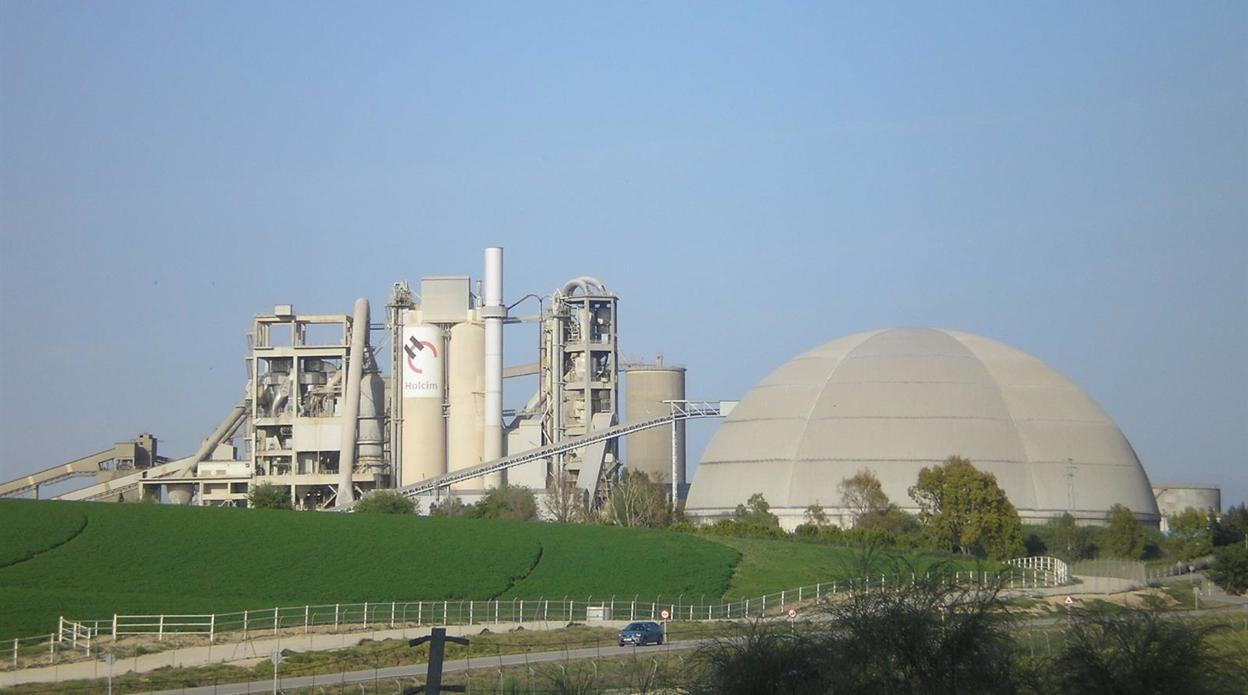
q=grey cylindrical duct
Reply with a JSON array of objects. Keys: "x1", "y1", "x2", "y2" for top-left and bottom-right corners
[
  {"x1": 358, "y1": 372, "x2": 385, "y2": 466},
  {"x1": 337, "y1": 298, "x2": 369, "y2": 507},
  {"x1": 556, "y1": 276, "x2": 607, "y2": 298},
  {"x1": 482, "y1": 248, "x2": 505, "y2": 463},
  {"x1": 177, "y1": 398, "x2": 248, "y2": 476}
]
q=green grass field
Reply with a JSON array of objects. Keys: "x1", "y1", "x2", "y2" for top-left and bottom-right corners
[
  {"x1": 0, "y1": 502, "x2": 86, "y2": 567},
  {"x1": 0, "y1": 499, "x2": 739, "y2": 639},
  {"x1": 711, "y1": 536, "x2": 991, "y2": 599},
  {"x1": 0, "y1": 500, "x2": 977, "y2": 640}
]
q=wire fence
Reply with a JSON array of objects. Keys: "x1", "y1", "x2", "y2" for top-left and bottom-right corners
[{"x1": 4, "y1": 562, "x2": 1069, "y2": 673}]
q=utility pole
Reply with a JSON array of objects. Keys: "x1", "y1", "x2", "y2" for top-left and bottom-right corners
[{"x1": 410, "y1": 627, "x2": 470, "y2": 694}]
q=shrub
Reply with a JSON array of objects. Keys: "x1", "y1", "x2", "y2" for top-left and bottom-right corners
[
  {"x1": 468, "y1": 486, "x2": 539, "y2": 521},
  {"x1": 247, "y1": 483, "x2": 291, "y2": 510},
  {"x1": 1208, "y1": 543, "x2": 1248, "y2": 595},
  {"x1": 1056, "y1": 597, "x2": 1240, "y2": 694},
  {"x1": 353, "y1": 490, "x2": 417, "y2": 514}
]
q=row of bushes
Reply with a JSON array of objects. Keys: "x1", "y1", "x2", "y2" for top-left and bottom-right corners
[{"x1": 685, "y1": 567, "x2": 1246, "y2": 695}]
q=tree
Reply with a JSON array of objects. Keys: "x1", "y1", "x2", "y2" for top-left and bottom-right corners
[
  {"x1": 248, "y1": 483, "x2": 291, "y2": 510},
  {"x1": 1047, "y1": 512, "x2": 1093, "y2": 562},
  {"x1": 804, "y1": 502, "x2": 830, "y2": 527},
  {"x1": 543, "y1": 466, "x2": 587, "y2": 523},
  {"x1": 1208, "y1": 543, "x2": 1248, "y2": 595},
  {"x1": 907, "y1": 456, "x2": 1024, "y2": 559},
  {"x1": 838, "y1": 469, "x2": 890, "y2": 527},
  {"x1": 1212, "y1": 503, "x2": 1248, "y2": 547},
  {"x1": 734, "y1": 493, "x2": 780, "y2": 528},
  {"x1": 354, "y1": 490, "x2": 418, "y2": 514},
  {"x1": 602, "y1": 469, "x2": 670, "y2": 528},
  {"x1": 469, "y1": 485, "x2": 539, "y2": 521},
  {"x1": 1166, "y1": 507, "x2": 1212, "y2": 560},
  {"x1": 1102, "y1": 504, "x2": 1149, "y2": 559}
]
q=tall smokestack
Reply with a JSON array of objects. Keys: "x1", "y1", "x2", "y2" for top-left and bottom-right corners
[{"x1": 482, "y1": 247, "x2": 505, "y2": 462}]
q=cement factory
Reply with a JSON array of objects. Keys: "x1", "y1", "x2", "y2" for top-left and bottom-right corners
[{"x1": 0, "y1": 248, "x2": 1221, "y2": 525}]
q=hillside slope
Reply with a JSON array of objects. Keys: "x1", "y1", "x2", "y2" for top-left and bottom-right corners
[{"x1": 0, "y1": 500, "x2": 738, "y2": 638}]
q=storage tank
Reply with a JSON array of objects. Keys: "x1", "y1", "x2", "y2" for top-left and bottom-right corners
[
  {"x1": 449, "y1": 321, "x2": 497, "y2": 490},
  {"x1": 166, "y1": 484, "x2": 195, "y2": 505},
  {"x1": 625, "y1": 359, "x2": 686, "y2": 486},
  {"x1": 400, "y1": 321, "x2": 446, "y2": 485},
  {"x1": 1154, "y1": 483, "x2": 1221, "y2": 531}
]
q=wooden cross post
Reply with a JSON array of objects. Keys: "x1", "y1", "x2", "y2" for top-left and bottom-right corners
[{"x1": 410, "y1": 627, "x2": 470, "y2": 694}]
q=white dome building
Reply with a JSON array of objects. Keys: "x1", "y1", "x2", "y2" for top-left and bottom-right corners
[{"x1": 686, "y1": 328, "x2": 1159, "y2": 530}]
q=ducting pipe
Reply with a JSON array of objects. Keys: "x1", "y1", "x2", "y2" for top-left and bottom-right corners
[
  {"x1": 556, "y1": 276, "x2": 607, "y2": 298},
  {"x1": 337, "y1": 298, "x2": 369, "y2": 507},
  {"x1": 482, "y1": 247, "x2": 505, "y2": 463},
  {"x1": 176, "y1": 398, "x2": 249, "y2": 476}
]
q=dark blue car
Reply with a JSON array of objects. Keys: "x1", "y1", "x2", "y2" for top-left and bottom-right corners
[{"x1": 618, "y1": 621, "x2": 664, "y2": 646}]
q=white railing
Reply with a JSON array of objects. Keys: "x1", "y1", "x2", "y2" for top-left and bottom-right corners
[
  {"x1": 3, "y1": 564, "x2": 1061, "y2": 670},
  {"x1": 1005, "y1": 556, "x2": 1071, "y2": 586}
]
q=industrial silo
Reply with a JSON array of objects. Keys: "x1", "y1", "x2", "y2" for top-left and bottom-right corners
[
  {"x1": 400, "y1": 321, "x2": 446, "y2": 485},
  {"x1": 625, "y1": 359, "x2": 686, "y2": 487},
  {"x1": 449, "y1": 321, "x2": 496, "y2": 490}
]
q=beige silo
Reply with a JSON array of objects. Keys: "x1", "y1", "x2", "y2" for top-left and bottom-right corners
[
  {"x1": 449, "y1": 321, "x2": 497, "y2": 490},
  {"x1": 625, "y1": 361, "x2": 686, "y2": 485}
]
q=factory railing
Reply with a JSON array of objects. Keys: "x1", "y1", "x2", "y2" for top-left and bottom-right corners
[{"x1": 5, "y1": 564, "x2": 1066, "y2": 670}]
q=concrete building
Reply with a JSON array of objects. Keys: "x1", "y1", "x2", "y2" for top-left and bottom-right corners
[{"x1": 685, "y1": 327, "x2": 1161, "y2": 530}]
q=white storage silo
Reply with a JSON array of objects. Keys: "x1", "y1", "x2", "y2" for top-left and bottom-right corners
[{"x1": 400, "y1": 322, "x2": 446, "y2": 485}]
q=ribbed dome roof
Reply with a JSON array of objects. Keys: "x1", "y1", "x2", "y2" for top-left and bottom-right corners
[{"x1": 686, "y1": 328, "x2": 1159, "y2": 525}]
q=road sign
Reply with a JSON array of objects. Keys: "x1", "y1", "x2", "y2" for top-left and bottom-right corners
[
  {"x1": 787, "y1": 608, "x2": 798, "y2": 620},
  {"x1": 1064, "y1": 596, "x2": 1074, "y2": 607},
  {"x1": 270, "y1": 651, "x2": 283, "y2": 665},
  {"x1": 660, "y1": 609, "x2": 671, "y2": 620}
]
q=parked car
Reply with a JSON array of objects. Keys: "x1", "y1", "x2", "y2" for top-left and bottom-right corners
[{"x1": 618, "y1": 621, "x2": 664, "y2": 646}]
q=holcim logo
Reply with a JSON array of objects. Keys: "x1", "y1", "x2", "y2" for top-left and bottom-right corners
[{"x1": 404, "y1": 336, "x2": 438, "y2": 374}]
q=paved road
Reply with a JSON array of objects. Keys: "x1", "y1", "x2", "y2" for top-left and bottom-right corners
[{"x1": 143, "y1": 639, "x2": 703, "y2": 695}]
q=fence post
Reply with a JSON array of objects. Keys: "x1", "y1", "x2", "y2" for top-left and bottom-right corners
[
  {"x1": 210, "y1": 614, "x2": 215, "y2": 643},
  {"x1": 112, "y1": 614, "x2": 118, "y2": 639},
  {"x1": 158, "y1": 614, "x2": 164, "y2": 641},
  {"x1": 12, "y1": 638, "x2": 17, "y2": 668},
  {"x1": 363, "y1": 602, "x2": 369, "y2": 628},
  {"x1": 305, "y1": 606, "x2": 310, "y2": 634},
  {"x1": 544, "y1": 599, "x2": 548, "y2": 622},
  {"x1": 274, "y1": 607, "x2": 279, "y2": 635},
  {"x1": 519, "y1": 600, "x2": 524, "y2": 625},
  {"x1": 494, "y1": 600, "x2": 498, "y2": 624},
  {"x1": 443, "y1": 600, "x2": 448, "y2": 624},
  {"x1": 781, "y1": 591, "x2": 785, "y2": 608},
  {"x1": 470, "y1": 601, "x2": 474, "y2": 625},
  {"x1": 57, "y1": 617, "x2": 63, "y2": 644},
  {"x1": 391, "y1": 602, "x2": 396, "y2": 628},
  {"x1": 48, "y1": 633, "x2": 54, "y2": 664},
  {"x1": 419, "y1": 601, "x2": 424, "y2": 625},
  {"x1": 334, "y1": 604, "x2": 339, "y2": 630}
]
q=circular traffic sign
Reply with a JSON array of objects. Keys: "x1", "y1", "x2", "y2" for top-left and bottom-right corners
[
  {"x1": 787, "y1": 608, "x2": 798, "y2": 620},
  {"x1": 660, "y1": 609, "x2": 671, "y2": 620}
]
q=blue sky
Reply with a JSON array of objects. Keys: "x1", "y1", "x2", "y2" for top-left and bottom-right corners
[{"x1": 2, "y1": 2, "x2": 1244, "y2": 507}]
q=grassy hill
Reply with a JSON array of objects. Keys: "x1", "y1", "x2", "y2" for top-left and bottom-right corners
[
  {"x1": 0, "y1": 499, "x2": 982, "y2": 640},
  {"x1": 0, "y1": 499, "x2": 737, "y2": 639}
]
